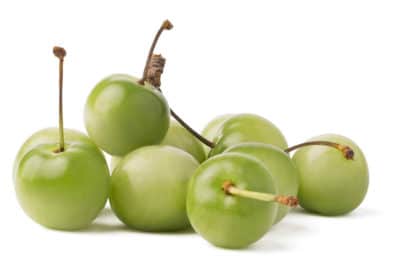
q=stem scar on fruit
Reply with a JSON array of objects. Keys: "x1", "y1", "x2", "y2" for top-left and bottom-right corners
[
  {"x1": 138, "y1": 20, "x2": 216, "y2": 149},
  {"x1": 53, "y1": 46, "x2": 66, "y2": 153},
  {"x1": 221, "y1": 180, "x2": 299, "y2": 207},
  {"x1": 285, "y1": 141, "x2": 354, "y2": 160}
]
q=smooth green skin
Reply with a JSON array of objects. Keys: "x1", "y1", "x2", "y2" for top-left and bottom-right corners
[
  {"x1": 187, "y1": 153, "x2": 278, "y2": 249},
  {"x1": 209, "y1": 114, "x2": 288, "y2": 157},
  {"x1": 85, "y1": 74, "x2": 170, "y2": 156},
  {"x1": 13, "y1": 128, "x2": 98, "y2": 177},
  {"x1": 226, "y1": 143, "x2": 299, "y2": 224},
  {"x1": 110, "y1": 145, "x2": 199, "y2": 232},
  {"x1": 15, "y1": 141, "x2": 110, "y2": 230},
  {"x1": 110, "y1": 120, "x2": 206, "y2": 171},
  {"x1": 292, "y1": 134, "x2": 369, "y2": 216},
  {"x1": 201, "y1": 114, "x2": 234, "y2": 154}
]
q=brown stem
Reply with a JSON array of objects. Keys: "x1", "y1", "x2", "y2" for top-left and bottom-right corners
[
  {"x1": 138, "y1": 20, "x2": 173, "y2": 85},
  {"x1": 53, "y1": 46, "x2": 66, "y2": 152},
  {"x1": 222, "y1": 181, "x2": 298, "y2": 207},
  {"x1": 284, "y1": 141, "x2": 354, "y2": 160}
]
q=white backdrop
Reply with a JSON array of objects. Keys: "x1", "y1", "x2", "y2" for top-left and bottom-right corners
[{"x1": 0, "y1": 0, "x2": 398, "y2": 266}]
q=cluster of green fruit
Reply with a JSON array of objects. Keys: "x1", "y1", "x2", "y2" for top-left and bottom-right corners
[{"x1": 13, "y1": 20, "x2": 369, "y2": 249}]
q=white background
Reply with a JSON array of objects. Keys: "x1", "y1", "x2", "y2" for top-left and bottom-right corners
[{"x1": 0, "y1": 0, "x2": 398, "y2": 266}]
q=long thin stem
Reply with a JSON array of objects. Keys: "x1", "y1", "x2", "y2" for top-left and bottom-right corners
[
  {"x1": 284, "y1": 141, "x2": 354, "y2": 160},
  {"x1": 138, "y1": 20, "x2": 173, "y2": 85},
  {"x1": 53, "y1": 46, "x2": 66, "y2": 152},
  {"x1": 222, "y1": 181, "x2": 298, "y2": 207}
]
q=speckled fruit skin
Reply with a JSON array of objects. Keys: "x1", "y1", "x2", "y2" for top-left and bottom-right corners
[
  {"x1": 187, "y1": 152, "x2": 278, "y2": 249},
  {"x1": 201, "y1": 114, "x2": 233, "y2": 154},
  {"x1": 110, "y1": 119, "x2": 206, "y2": 171},
  {"x1": 292, "y1": 134, "x2": 369, "y2": 216},
  {"x1": 110, "y1": 145, "x2": 199, "y2": 232},
  {"x1": 209, "y1": 114, "x2": 287, "y2": 157},
  {"x1": 226, "y1": 142, "x2": 299, "y2": 224},
  {"x1": 84, "y1": 74, "x2": 170, "y2": 156},
  {"x1": 13, "y1": 128, "x2": 97, "y2": 177},
  {"x1": 14, "y1": 141, "x2": 110, "y2": 230}
]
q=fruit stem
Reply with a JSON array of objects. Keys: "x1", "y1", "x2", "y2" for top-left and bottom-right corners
[
  {"x1": 284, "y1": 141, "x2": 354, "y2": 160},
  {"x1": 222, "y1": 181, "x2": 298, "y2": 207},
  {"x1": 138, "y1": 20, "x2": 173, "y2": 85},
  {"x1": 53, "y1": 46, "x2": 66, "y2": 153}
]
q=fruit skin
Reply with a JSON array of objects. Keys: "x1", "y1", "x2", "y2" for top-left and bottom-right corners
[
  {"x1": 226, "y1": 142, "x2": 299, "y2": 224},
  {"x1": 13, "y1": 128, "x2": 98, "y2": 177},
  {"x1": 209, "y1": 114, "x2": 287, "y2": 157},
  {"x1": 187, "y1": 152, "x2": 278, "y2": 249},
  {"x1": 201, "y1": 114, "x2": 233, "y2": 154},
  {"x1": 14, "y1": 141, "x2": 110, "y2": 230},
  {"x1": 110, "y1": 145, "x2": 199, "y2": 232},
  {"x1": 84, "y1": 74, "x2": 170, "y2": 156},
  {"x1": 292, "y1": 134, "x2": 369, "y2": 216},
  {"x1": 110, "y1": 119, "x2": 206, "y2": 171}
]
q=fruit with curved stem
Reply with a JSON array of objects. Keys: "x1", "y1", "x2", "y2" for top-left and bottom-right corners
[
  {"x1": 291, "y1": 134, "x2": 368, "y2": 215},
  {"x1": 187, "y1": 152, "x2": 297, "y2": 249},
  {"x1": 110, "y1": 145, "x2": 199, "y2": 231},
  {"x1": 225, "y1": 142, "x2": 299, "y2": 224}
]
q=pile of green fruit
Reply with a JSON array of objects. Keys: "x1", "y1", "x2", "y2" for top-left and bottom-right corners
[{"x1": 13, "y1": 20, "x2": 369, "y2": 249}]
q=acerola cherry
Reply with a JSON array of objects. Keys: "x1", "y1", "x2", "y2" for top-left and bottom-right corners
[
  {"x1": 208, "y1": 114, "x2": 287, "y2": 157},
  {"x1": 110, "y1": 145, "x2": 199, "y2": 231},
  {"x1": 187, "y1": 152, "x2": 297, "y2": 249},
  {"x1": 14, "y1": 47, "x2": 110, "y2": 230},
  {"x1": 225, "y1": 142, "x2": 299, "y2": 224},
  {"x1": 291, "y1": 134, "x2": 369, "y2": 215}
]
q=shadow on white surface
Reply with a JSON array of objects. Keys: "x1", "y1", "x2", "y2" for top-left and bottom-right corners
[{"x1": 79, "y1": 207, "x2": 195, "y2": 235}]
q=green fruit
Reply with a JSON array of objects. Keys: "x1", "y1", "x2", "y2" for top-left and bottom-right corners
[
  {"x1": 226, "y1": 142, "x2": 299, "y2": 223},
  {"x1": 209, "y1": 114, "x2": 287, "y2": 157},
  {"x1": 187, "y1": 152, "x2": 278, "y2": 249},
  {"x1": 84, "y1": 74, "x2": 170, "y2": 156},
  {"x1": 110, "y1": 119, "x2": 206, "y2": 171},
  {"x1": 201, "y1": 114, "x2": 233, "y2": 153},
  {"x1": 110, "y1": 145, "x2": 199, "y2": 231},
  {"x1": 292, "y1": 134, "x2": 369, "y2": 215},
  {"x1": 14, "y1": 141, "x2": 110, "y2": 230},
  {"x1": 13, "y1": 128, "x2": 97, "y2": 177}
]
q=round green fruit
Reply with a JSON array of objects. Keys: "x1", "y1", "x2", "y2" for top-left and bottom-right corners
[
  {"x1": 187, "y1": 152, "x2": 278, "y2": 249},
  {"x1": 110, "y1": 145, "x2": 199, "y2": 231},
  {"x1": 209, "y1": 114, "x2": 287, "y2": 157},
  {"x1": 15, "y1": 141, "x2": 110, "y2": 230},
  {"x1": 84, "y1": 74, "x2": 170, "y2": 156},
  {"x1": 226, "y1": 142, "x2": 299, "y2": 223},
  {"x1": 292, "y1": 134, "x2": 369, "y2": 215}
]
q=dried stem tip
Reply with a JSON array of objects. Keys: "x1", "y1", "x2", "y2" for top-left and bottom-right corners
[
  {"x1": 53, "y1": 46, "x2": 66, "y2": 59},
  {"x1": 162, "y1": 20, "x2": 173, "y2": 30},
  {"x1": 274, "y1": 195, "x2": 299, "y2": 207}
]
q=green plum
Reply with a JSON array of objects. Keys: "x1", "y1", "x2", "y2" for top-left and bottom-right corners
[
  {"x1": 110, "y1": 145, "x2": 199, "y2": 232},
  {"x1": 110, "y1": 119, "x2": 206, "y2": 171},
  {"x1": 225, "y1": 142, "x2": 299, "y2": 223},
  {"x1": 14, "y1": 47, "x2": 110, "y2": 230},
  {"x1": 15, "y1": 142, "x2": 110, "y2": 230},
  {"x1": 209, "y1": 114, "x2": 287, "y2": 157},
  {"x1": 201, "y1": 114, "x2": 233, "y2": 154},
  {"x1": 292, "y1": 134, "x2": 369, "y2": 215},
  {"x1": 187, "y1": 152, "x2": 297, "y2": 249},
  {"x1": 84, "y1": 74, "x2": 170, "y2": 156}
]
